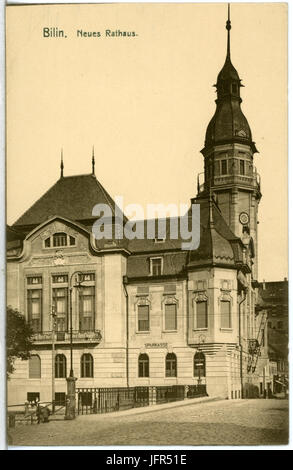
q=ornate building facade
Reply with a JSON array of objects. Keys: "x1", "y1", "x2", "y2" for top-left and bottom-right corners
[{"x1": 7, "y1": 11, "x2": 267, "y2": 406}]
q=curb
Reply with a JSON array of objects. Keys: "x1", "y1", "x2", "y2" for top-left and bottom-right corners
[{"x1": 77, "y1": 395, "x2": 225, "y2": 420}]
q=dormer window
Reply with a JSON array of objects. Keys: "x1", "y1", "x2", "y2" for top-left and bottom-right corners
[
  {"x1": 53, "y1": 232, "x2": 67, "y2": 247},
  {"x1": 150, "y1": 257, "x2": 163, "y2": 276},
  {"x1": 44, "y1": 233, "x2": 76, "y2": 248}
]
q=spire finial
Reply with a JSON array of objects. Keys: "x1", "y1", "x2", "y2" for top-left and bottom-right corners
[
  {"x1": 226, "y1": 3, "x2": 231, "y2": 59},
  {"x1": 60, "y1": 148, "x2": 64, "y2": 178},
  {"x1": 92, "y1": 146, "x2": 95, "y2": 175}
]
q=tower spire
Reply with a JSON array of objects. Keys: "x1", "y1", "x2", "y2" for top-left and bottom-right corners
[
  {"x1": 226, "y1": 3, "x2": 231, "y2": 60},
  {"x1": 92, "y1": 146, "x2": 95, "y2": 175},
  {"x1": 60, "y1": 148, "x2": 64, "y2": 178}
]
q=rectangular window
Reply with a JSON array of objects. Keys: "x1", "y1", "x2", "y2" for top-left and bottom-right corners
[
  {"x1": 53, "y1": 288, "x2": 68, "y2": 332},
  {"x1": 78, "y1": 273, "x2": 95, "y2": 282},
  {"x1": 52, "y1": 275, "x2": 68, "y2": 283},
  {"x1": 138, "y1": 305, "x2": 149, "y2": 332},
  {"x1": 27, "y1": 276, "x2": 42, "y2": 285},
  {"x1": 240, "y1": 160, "x2": 245, "y2": 175},
  {"x1": 27, "y1": 392, "x2": 40, "y2": 404},
  {"x1": 79, "y1": 286, "x2": 95, "y2": 331},
  {"x1": 220, "y1": 300, "x2": 231, "y2": 329},
  {"x1": 55, "y1": 392, "x2": 66, "y2": 406},
  {"x1": 53, "y1": 233, "x2": 67, "y2": 247},
  {"x1": 151, "y1": 258, "x2": 162, "y2": 276},
  {"x1": 165, "y1": 303, "x2": 177, "y2": 330},
  {"x1": 221, "y1": 160, "x2": 228, "y2": 175},
  {"x1": 196, "y1": 301, "x2": 208, "y2": 329},
  {"x1": 27, "y1": 289, "x2": 42, "y2": 332}
]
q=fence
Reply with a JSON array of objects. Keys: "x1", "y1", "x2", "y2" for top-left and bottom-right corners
[
  {"x1": 7, "y1": 401, "x2": 66, "y2": 428},
  {"x1": 76, "y1": 384, "x2": 207, "y2": 414},
  {"x1": 76, "y1": 387, "x2": 149, "y2": 415},
  {"x1": 156, "y1": 386, "x2": 185, "y2": 404}
]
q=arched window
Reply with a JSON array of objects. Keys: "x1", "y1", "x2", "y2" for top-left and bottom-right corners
[
  {"x1": 81, "y1": 353, "x2": 94, "y2": 378},
  {"x1": 166, "y1": 353, "x2": 177, "y2": 377},
  {"x1": 138, "y1": 353, "x2": 149, "y2": 378},
  {"x1": 29, "y1": 355, "x2": 41, "y2": 378},
  {"x1": 55, "y1": 354, "x2": 67, "y2": 378},
  {"x1": 194, "y1": 352, "x2": 206, "y2": 378}
]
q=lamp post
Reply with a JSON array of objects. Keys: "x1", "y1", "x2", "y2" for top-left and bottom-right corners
[{"x1": 65, "y1": 271, "x2": 84, "y2": 420}]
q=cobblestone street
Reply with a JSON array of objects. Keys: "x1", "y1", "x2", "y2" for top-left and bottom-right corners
[{"x1": 9, "y1": 398, "x2": 289, "y2": 447}]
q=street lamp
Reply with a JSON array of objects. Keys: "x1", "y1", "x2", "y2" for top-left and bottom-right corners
[{"x1": 65, "y1": 270, "x2": 84, "y2": 420}]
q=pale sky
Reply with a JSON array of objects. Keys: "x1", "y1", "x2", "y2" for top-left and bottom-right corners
[{"x1": 6, "y1": 3, "x2": 288, "y2": 282}]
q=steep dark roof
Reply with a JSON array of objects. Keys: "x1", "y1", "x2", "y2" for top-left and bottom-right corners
[
  {"x1": 205, "y1": 99, "x2": 253, "y2": 148},
  {"x1": 126, "y1": 195, "x2": 244, "y2": 279},
  {"x1": 13, "y1": 174, "x2": 118, "y2": 228}
]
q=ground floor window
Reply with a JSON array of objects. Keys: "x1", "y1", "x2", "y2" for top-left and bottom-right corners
[
  {"x1": 194, "y1": 352, "x2": 205, "y2": 378},
  {"x1": 27, "y1": 392, "x2": 40, "y2": 404},
  {"x1": 55, "y1": 392, "x2": 66, "y2": 406},
  {"x1": 166, "y1": 353, "x2": 177, "y2": 377},
  {"x1": 138, "y1": 353, "x2": 149, "y2": 377}
]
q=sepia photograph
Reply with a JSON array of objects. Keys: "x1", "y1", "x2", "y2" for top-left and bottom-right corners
[{"x1": 5, "y1": 1, "x2": 288, "y2": 449}]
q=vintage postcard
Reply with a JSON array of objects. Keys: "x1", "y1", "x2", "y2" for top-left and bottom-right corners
[{"x1": 5, "y1": 2, "x2": 288, "y2": 449}]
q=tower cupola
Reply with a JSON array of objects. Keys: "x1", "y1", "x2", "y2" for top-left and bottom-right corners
[{"x1": 204, "y1": 5, "x2": 257, "y2": 153}]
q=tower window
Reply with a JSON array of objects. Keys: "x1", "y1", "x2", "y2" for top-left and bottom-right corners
[
  {"x1": 195, "y1": 300, "x2": 208, "y2": 329},
  {"x1": 221, "y1": 160, "x2": 228, "y2": 175},
  {"x1": 232, "y1": 83, "x2": 238, "y2": 94},
  {"x1": 220, "y1": 300, "x2": 231, "y2": 329},
  {"x1": 240, "y1": 160, "x2": 245, "y2": 175}
]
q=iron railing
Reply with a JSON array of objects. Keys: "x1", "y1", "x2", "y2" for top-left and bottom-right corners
[
  {"x1": 76, "y1": 387, "x2": 150, "y2": 415},
  {"x1": 156, "y1": 385, "x2": 185, "y2": 404}
]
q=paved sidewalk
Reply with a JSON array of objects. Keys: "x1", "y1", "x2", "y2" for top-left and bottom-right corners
[
  {"x1": 9, "y1": 398, "x2": 289, "y2": 447},
  {"x1": 77, "y1": 395, "x2": 224, "y2": 420}
]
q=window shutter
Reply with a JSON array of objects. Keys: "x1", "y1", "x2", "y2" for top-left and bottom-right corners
[
  {"x1": 29, "y1": 355, "x2": 41, "y2": 378},
  {"x1": 165, "y1": 304, "x2": 177, "y2": 330}
]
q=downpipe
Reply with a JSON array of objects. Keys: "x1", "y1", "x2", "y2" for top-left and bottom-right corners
[
  {"x1": 239, "y1": 289, "x2": 247, "y2": 399},
  {"x1": 123, "y1": 275, "x2": 129, "y2": 388}
]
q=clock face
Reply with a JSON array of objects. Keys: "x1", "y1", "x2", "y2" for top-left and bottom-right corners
[{"x1": 239, "y1": 212, "x2": 249, "y2": 225}]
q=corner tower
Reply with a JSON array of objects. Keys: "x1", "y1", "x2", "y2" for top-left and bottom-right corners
[{"x1": 198, "y1": 5, "x2": 261, "y2": 279}]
